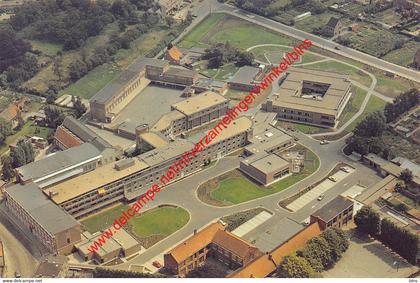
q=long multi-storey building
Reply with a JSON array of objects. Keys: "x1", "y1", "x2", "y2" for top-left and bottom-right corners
[
  {"x1": 4, "y1": 183, "x2": 81, "y2": 255},
  {"x1": 44, "y1": 117, "x2": 253, "y2": 218},
  {"x1": 263, "y1": 67, "x2": 352, "y2": 128},
  {"x1": 90, "y1": 58, "x2": 199, "y2": 123},
  {"x1": 151, "y1": 91, "x2": 229, "y2": 138}
]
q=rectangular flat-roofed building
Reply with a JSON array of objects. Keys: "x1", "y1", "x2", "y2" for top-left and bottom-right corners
[
  {"x1": 4, "y1": 183, "x2": 81, "y2": 255},
  {"x1": 15, "y1": 143, "x2": 102, "y2": 189},
  {"x1": 44, "y1": 158, "x2": 150, "y2": 218},
  {"x1": 240, "y1": 153, "x2": 290, "y2": 185},
  {"x1": 228, "y1": 66, "x2": 262, "y2": 91},
  {"x1": 263, "y1": 67, "x2": 352, "y2": 128},
  {"x1": 171, "y1": 91, "x2": 229, "y2": 129},
  {"x1": 310, "y1": 195, "x2": 354, "y2": 230},
  {"x1": 89, "y1": 58, "x2": 160, "y2": 123}
]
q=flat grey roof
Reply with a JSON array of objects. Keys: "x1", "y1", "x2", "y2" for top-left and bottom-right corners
[
  {"x1": 139, "y1": 139, "x2": 194, "y2": 167},
  {"x1": 16, "y1": 143, "x2": 101, "y2": 182},
  {"x1": 5, "y1": 183, "x2": 79, "y2": 235},
  {"x1": 311, "y1": 195, "x2": 353, "y2": 222},
  {"x1": 229, "y1": 66, "x2": 261, "y2": 85},
  {"x1": 242, "y1": 218, "x2": 303, "y2": 252},
  {"x1": 90, "y1": 58, "x2": 167, "y2": 105},
  {"x1": 244, "y1": 153, "x2": 289, "y2": 174}
]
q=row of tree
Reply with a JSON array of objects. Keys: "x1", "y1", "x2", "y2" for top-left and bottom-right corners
[
  {"x1": 9, "y1": 0, "x2": 157, "y2": 51},
  {"x1": 202, "y1": 42, "x2": 254, "y2": 69},
  {"x1": 2, "y1": 140, "x2": 35, "y2": 181},
  {"x1": 93, "y1": 267, "x2": 166, "y2": 278},
  {"x1": 68, "y1": 21, "x2": 151, "y2": 81},
  {"x1": 354, "y1": 206, "x2": 419, "y2": 264},
  {"x1": 384, "y1": 88, "x2": 419, "y2": 123},
  {"x1": 277, "y1": 227, "x2": 349, "y2": 278},
  {"x1": 0, "y1": 118, "x2": 13, "y2": 145},
  {"x1": 345, "y1": 88, "x2": 419, "y2": 159}
]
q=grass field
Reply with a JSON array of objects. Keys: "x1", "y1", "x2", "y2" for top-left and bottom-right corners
[
  {"x1": 81, "y1": 204, "x2": 189, "y2": 240},
  {"x1": 294, "y1": 12, "x2": 342, "y2": 34},
  {"x1": 210, "y1": 148, "x2": 319, "y2": 204},
  {"x1": 29, "y1": 40, "x2": 63, "y2": 56},
  {"x1": 304, "y1": 60, "x2": 372, "y2": 87},
  {"x1": 346, "y1": 95, "x2": 387, "y2": 132},
  {"x1": 337, "y1": 86, "x2": 367, "y2": 128},
  {"x1": 0, "y1": 122, "x2": 53, "y2": 155},
  {"x1": 250, "y1": 45, "x2": 324, "y2": 65},
  {"x1": 374, "y1": 72, "x2": 416, "y2": 98},
  {"x1": 382, "y1": 41, "x2": 420, "y2": 68},
  {"x1": 179, "y1": 13, "x2": 295, "y2": 50},
  {"x1": 130, "y1": 206, "x2": 189, "y2": 238},
  {"x1": 58, "y1": 30, "x2": 168, "y2": 99},
  {"x1": 179, "y1": 13, "x2": 225, "y2": 48}
]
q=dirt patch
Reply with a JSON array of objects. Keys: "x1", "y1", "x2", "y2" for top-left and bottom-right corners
[
  {"x1": 221, "y1": 207, "x2": 271, "y2": 232},
  {"x1": 137, "y1": 234, "x2": 166, "y2": 249}
]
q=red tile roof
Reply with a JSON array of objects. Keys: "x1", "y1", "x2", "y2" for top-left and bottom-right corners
[{"x1": 54, "y1": 125, "x2": 83, "y2": 149}]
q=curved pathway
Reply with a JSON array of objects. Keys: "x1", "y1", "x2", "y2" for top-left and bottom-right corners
[{"x1": 247, "y1": 43, "x2": 382, "y2": 139}]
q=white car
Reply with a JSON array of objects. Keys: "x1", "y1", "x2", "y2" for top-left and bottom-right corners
[
  {"x1": 320, "y1": 140, "x2": 330, "y2": 145},
  {"x1": 317, "y1": 194, "x2": 325, "y2": 201},
  {"x1": 340, "y1": 166, "x2": 351, "y2": 173}
]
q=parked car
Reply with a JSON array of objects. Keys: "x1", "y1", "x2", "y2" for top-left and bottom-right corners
[
  {"x1": 320, "y1": 139, "x2": 330, "y2": 145},
  {"x1": 152, "y1": 261, "x2": 162, "y2": 268},
  {"x1": 317, "y1": 194, "x2": 325, "y2": 201},
  {"x1": 340, "y1": 166, "x2": 351, "y2": 173},
  {"x1": 15, "y1": 272, "x2": 21, "y2": 278},
  {"x1": 328, "y1": 176, "x2": 337, "y2": 182}
]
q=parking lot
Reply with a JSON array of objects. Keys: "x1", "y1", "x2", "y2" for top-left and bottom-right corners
[
  {"x1": 286, "y1": 167, "x2": 355, "y2": 212},
  {"x1": 323, "y1": 231, "x2": 418, "y2": 278},
  {"x1": 110, "y1": 85, "x2": 185, "y2": 128}
]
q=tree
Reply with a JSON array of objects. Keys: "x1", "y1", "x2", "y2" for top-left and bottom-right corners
[
  {"x1": 44, "y1": 106, "x2": 65, "y2": 129},
  {"x1": 399, "y1": 169, "x2": 413, "y2": 184},
  {"x1": 68, "y1": 59, "x2": 89, "y2": 81},
  {"x1": 93, "y1": 267, "x2": 166, "y2": 278},
  {"x1": 277, "y1": 254, "x2": 317, "y2": 278},
  {"x1": 320, "y1": 228, "x2": 349, "y2": 262},
  {"x1": 10, "y1": 140, "x2": 35, "y2": 168},
  {"x1": 0, "y1": 118, "x2": 12, "y2": 144},
  {"x1": 0, "y1": 28, "x2": 31, "y2": 72},
  {"x1": 354, "y1": 111, "x2": 386, "y2": 138},
  {"x1": 16, "y1": 111, "x2": 25, "y2": 130},
  {"x1": 1, "y1": 156, "x2": 15, "y2": 181},
  {"x1": 380, "y1": 218, "x2": 419, "y2": 264},
  {"x1": 354, "y1": 206, "x2": 381, "y2": 236},
  {"x1": 72, "y1": 96, "x2": 87, "y2": 118},
  {"x1": 299, "y1": 237, "x2": 333, "y2": 271}
]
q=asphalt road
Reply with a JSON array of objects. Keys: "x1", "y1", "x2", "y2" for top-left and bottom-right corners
[
  {"x1": 102, "y1": 128, "x2": 381, "y2": 270},
  {"x1": 211, "y1": 2, "x2": 420, "y2": 83}
]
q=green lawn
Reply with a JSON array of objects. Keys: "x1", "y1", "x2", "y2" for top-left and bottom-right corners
[
  {"x1": 305, "y1": 60, "x2": 372, "y2": 87},
  {"x1": 29, "y1": 40, "x2": 63, "y2": 56},
  {"x1": 178, "y1": 13, "x2": 225, "y2": 48},
  {"x1": 210, "y1": 149, "x2": 319, "y2": 204},
  {"x1": 58, "y1": 63, "x2": 121, "y2": 99},
  {"x1": 0, "y1": 122, "x2": 54, "y2": 155},
  {"x1": 346, "y1": 95, "x2": 387, "y2": 132},
  {"x1": 374, "y1": 73, "x2": 414, "y2": 98},
  {"x1": 251, "y1": 46, "x2": 323, "y2": 65},
  {"x1": 382, "y1": 41, "x2": 420, "y2": 68},
  {"x1": 337, "y1": 86, "x2": 367, "y2": 127},
  {"x1": 179, "y1": 13, "x2": 295, "y2": 50},
  {"x1": 81, "y1": 204, "x2": 190, "y2": 240},
  {"x1": 58, "y1": 30, "x2": 168, "y2": 99},
  {"x1": 294, "y1": 12, "x2": 342, "y2": 34},
  {"x1": 131, "y1": 206, "x2": 189, "y2": 238}
]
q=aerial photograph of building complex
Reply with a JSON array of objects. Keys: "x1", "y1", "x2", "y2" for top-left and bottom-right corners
[{"x1": 0, "y1": 0, "x2": 419, "y2": 281}]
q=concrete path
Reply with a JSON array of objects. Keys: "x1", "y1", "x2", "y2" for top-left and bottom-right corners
[
  {"x1": 286, "y1": 168, "x2": 355, "y2": 212},
  {"x1": 231, "y1": 211, "x2": 273, "y2": 237}
]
